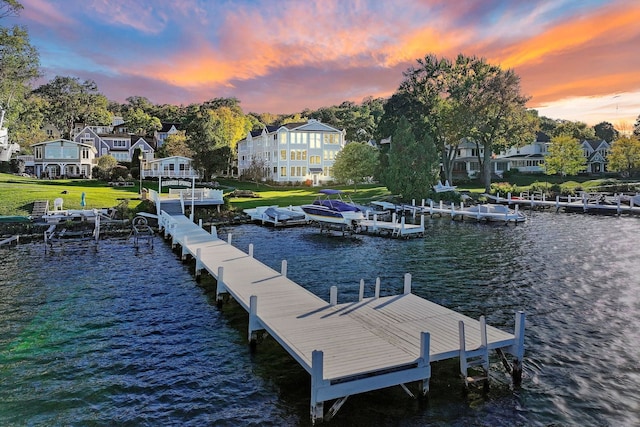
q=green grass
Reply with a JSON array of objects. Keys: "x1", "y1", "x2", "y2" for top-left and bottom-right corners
[
  {"x1": 0, "y1": 173, "x2": 144, "y2": 216},
  {"x1": 3, "y1": 172, "x2": 638, "y2": 217}
]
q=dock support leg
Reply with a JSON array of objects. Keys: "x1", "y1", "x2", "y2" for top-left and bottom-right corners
[
  {"x1": 195, "y1": 248, "x2": 202, "y2": 282},
  {"x1": 216, "y1": 266, "x2": 226, "y2": 308},
  {"x1": 248, "y1": 295, "x2": 261, "y2": 351},
  {"x1": 420, "y1": 332, "x2": 431, "y2": 396},
  {"x1": 311, "y1": 350, "x2": 325, "y2": 424},
  {"x1": 512, "y1": 311, "x2": 526, "y2": 387}
]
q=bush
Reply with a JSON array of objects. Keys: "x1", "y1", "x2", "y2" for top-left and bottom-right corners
[{"x1": 490, "y1": 182, "x2": 519, "y2": 196}]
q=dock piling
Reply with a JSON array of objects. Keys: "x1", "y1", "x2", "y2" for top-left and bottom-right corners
[
  {"x1": 403, "y1": 273, "x2": 412, "y2": 294},
  {"x1": 359, "y1": 279, "x2": 365, "y2": 301},
  {"x1": 281, "y1": 260, "x2": 288, "y2": 277},
  {"x1": 330, "y1": 286, "x2": 338, "y2": 306}
]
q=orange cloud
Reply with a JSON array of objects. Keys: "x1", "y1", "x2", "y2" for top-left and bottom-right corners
[{"x1": 496, "y1": 2, "x2": 640, "y2": 69}]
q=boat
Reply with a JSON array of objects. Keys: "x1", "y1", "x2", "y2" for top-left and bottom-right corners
[
  {"x1": 243, "y1": 205, "x2": 308, "y2": 226},
  {"x1": 301, "y1": 189, "x2": 364, "y2": 229},
  {"x1": 461, "y1": 203, "x2": 527, "y2": 223},
  {"x1": 433, "y1": 180, "x2": 457, "y2": 193}
]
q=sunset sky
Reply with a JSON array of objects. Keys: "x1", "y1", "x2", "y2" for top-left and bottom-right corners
[{"x1": 7, "y1": 0, "x2": 640, "y2": 126}]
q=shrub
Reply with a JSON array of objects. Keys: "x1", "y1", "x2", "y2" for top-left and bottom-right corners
[{"x1": 490, "y1": 182, "x2": 519, "y2": 196}]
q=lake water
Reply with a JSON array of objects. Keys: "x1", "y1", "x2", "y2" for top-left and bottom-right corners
[{"x1": 1, "y1": 211, "x2": 639, "y2": 426}]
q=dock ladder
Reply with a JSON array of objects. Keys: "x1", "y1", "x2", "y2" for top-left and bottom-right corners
[{"x1": 458, "y1": 316, "x2": 490, "y2": 389}]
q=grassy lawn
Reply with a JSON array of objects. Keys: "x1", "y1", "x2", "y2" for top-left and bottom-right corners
[
  {"x1": 0, "y1": 174, "x2": 144, "y2": 216},
  {"x1": 2, "y1": 172, "x2": 637, "y2": 217}
]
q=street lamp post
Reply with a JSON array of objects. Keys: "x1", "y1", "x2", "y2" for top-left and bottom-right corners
[{"x1": 138, "y1": 151, "x2": 144, "y2": 197}]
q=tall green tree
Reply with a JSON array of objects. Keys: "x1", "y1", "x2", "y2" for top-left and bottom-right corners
[
  {"x1": 544, "y1": 135, "x2": 586, "y2": 176},
  {"x1": 385, "y1": 117, "x2": 439, "y2": 201},
  {"x1": 633, "y1": 114, "x2": 640, "y2": 138},
  {"x1": 332, "y1": 142, "x2": 378, "y2": 190},
  {"x1": 184, "y1": 99, "x2": 251, "y2": 179},
  {"x1": 552, "y1": 120, "x2": 596, "y2": 140},
  {"x1": 0, "y1": 1, "x2": 40, "y2": 132},
  {"x1": 157, "y1": 131, "x2": 192, "y2": 158},
  {"x1": 593, "y1": 121, "x2": 618, "y2": 143},
  {"x1": 33, "y1": 76, "x2": 111, "y2": 138},
  {"x1": 123, "y1": 107, "x2": 161, "y2": 135},
  {"x1": 449, "y1": 55, "x2": 536, "y2": 192},
  {"x1": 607, "y1": 135, "x2": 640, "y2": 177}
]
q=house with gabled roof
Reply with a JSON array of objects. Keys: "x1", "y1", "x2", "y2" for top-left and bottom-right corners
[
  {"x1": 141, "y1": 155, "x2": 199, "y2": 179},
  {"x1": 73, "y1": 125, "x2": 155, "y2": 162},
  {"x1": 237, "y1": 119, "x2": 346, "y2": 185},
  {"x1": 581, "y1": 139, "x2": 610, "y2": 173},
  {"x1": 155, "y1": 122, "x2": 181, "y2": 148},
  {"x1": 30, "y1": 139, "x2": 97, "y2": 178}
]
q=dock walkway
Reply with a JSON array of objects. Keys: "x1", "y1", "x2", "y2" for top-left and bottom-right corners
[{"x1": 159, "y1": 212, "x2": 525, "y2": 423}]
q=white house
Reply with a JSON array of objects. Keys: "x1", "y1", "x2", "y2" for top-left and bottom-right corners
[
  {"x1": 494, "y1": 131, "x2": 550, "y2": 175},
  {"x1": 141, "y1": 155, "x2": 199, "y2": 179},
  {"x1": 581, "y1": 139, "x2": 610, "y2": 173},
  {"x1": 30, "y1": 139, "x2": 97, "y2": 178},
  {"x1": 237, "y1": 119, "x2": 346, "y2": 185},
  {"x1": 0, "y1": 109, "x2": 20, "y2": 162},
  {"x1": 154, "y1": 122, "x2": 180, "y2": 148}
]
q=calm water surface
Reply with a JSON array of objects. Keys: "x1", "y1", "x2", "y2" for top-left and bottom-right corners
[{"x1": 1, "y1": 211, "x2": 639, "y2": 426}]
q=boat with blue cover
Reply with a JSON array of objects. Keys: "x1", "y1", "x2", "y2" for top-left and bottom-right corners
[{"x1": 301, "y1": 189, "x2": 364, "y2": 229}]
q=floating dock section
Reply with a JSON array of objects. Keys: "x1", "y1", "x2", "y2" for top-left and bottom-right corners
[{"x1": 159, "y1": 212, "x2": 525, "y2": 423}]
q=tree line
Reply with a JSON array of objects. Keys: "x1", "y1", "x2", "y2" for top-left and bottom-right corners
[{"x1": 3, "y1": 0, "x2": 640, "y2": 199}]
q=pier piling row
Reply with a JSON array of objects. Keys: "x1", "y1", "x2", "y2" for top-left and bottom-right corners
[{"x1": 158, "y1": 211, "x2": 526, "y2": 423}]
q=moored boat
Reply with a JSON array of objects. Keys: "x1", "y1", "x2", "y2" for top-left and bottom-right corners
[{"x1": 301, "y1": 189, "x2": 364, "y2": 228}]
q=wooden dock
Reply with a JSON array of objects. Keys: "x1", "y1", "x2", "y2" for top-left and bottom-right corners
[
  {"x1": 486, "y1": 192, "x2": 640, "y2": 215},
  {"x1": 159, "y1": 212, "x2": 525, "y2": 423},
  {"x1": 358, "y1": 211, "x2": 425, "y2": 237}
]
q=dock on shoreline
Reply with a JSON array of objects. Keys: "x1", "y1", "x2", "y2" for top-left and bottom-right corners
[{"x1": 159, "y1": 211, "x2": 526, "y2": 424}]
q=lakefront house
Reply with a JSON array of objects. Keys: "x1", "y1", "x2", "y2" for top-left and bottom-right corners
[{"x1": 237, "y1": 119, "x2": 346, "y2": 186}]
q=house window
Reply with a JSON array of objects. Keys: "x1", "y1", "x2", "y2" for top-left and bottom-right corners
[
  {"x1": 323, "y1": 134, "x2": 339, "y2": 144},
  {"x1": 273, "y1": 166, "x2": 277, "y2": 173},
  {"x1": 290, "y1": 166, "x2": 295, "y2": 176},
  {"x1": 280, "y1": 150, "x2": 287, "y2": 160},
  {"x1": 280, "y1": 133, "x2": 287, "y2": 144},
  {"x1": 280, "y1": 167, "x2": 287, "y2": 177}
]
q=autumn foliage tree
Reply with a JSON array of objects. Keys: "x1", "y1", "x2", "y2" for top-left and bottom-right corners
[
  {"x1": 607, "y1": 135, "x2": 640, "y2": 177},
  {"x1": 544, "y1": 135, "x2": 586, "y2": 176},
  {"x1": 332, "y1": 142, "x2": 378, "y2": 190}
]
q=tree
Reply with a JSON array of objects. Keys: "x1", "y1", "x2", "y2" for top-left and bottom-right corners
[
  {"x1": 593, "y1": 121, "x2": 618, "y2": 143},
  {"x1": 332, "y1": 142, "x2": 378, "y2": 190},
  {"x1": 123, "y1": 107, "x2": 161, "y2": 135},
  {"x1": 544, "y1": 135, "x2": 586, "y2": 176},
  {"x1": 385, "y1": 117, "x2": 439, "y2": 201},
  {"x1": 184, "y1": 99, "x2": 251, "y2": 179},
  {"x1": 607, "y1": 135, "x2": 640, "y2": 177},
  {"x1": 634, "y1": 114, "x2": 640, "y2": 138},
  {"x1": 0, "y1": 21, "x2": 40, "y2": 128},
  {"x1": 157, "y1": 131, "x2": 192, "y2": 158},
  {"x1": 449, "y1": 55, "x2": 536, "y2": 192},
  {"x1": 93, "y1": 154, "x2": 118, "y2": 180},
  {"x1": 552, "y1": 120, "x2": 596, "y2": 140},
  {"x1": 242, "y1": 155, "x2": 268, "y2": 183},
  {"x1": 33, "y1": 76, "x2": 111, "y2": 138},
  {"x1": 0, "y1": 0, "x2": 23, "y2": 19}
]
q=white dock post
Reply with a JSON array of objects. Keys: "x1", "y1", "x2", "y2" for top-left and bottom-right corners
[
  {"x1": 458, "y1": 320, "x2": 468, "y2": 383},
  {"x1": 359, "y1": 279, "x2": 365, "y2": 301},
  {"x1": 216, "y1": 266, "x2": 226, "y2": 306},
  {"x1": 403, "y1": 273, "x2": 412, "y2": 294},
  {"x1": 507, "y1": 192, "x2": 511, "y2": 201},
  {"x1": 400, "y1": 216, "x2": 406, "y2": 236},
  {"x1": 419, "y1": 332, "x2": 431, "y2": 395},
  {"x1": 248, "y1": 295, "x2": 260, "y2": 344},
  {"x1": 330, "y1": 286, "x2": 337, "y2": 306},
  {"x1": 556, "y1": 195, "x2": 560, "y2": 211},
  {"x1": 248, "y1": 243, "x2": 254, "y2": 257},
  {"x1": 281, "y1": 260, "x2": 288, "y2": 278},
  {"x1": 392, "y1": 212, "x2": 397, "y2": 224},
  {"x1": 311, "y1": 350, "x2": 325, "y2": 424},
  {"x1": 617, "y1": 194, "x2": 621, "y2": 215},
  {"x1": 227, "y1": 233, "x2": 232, "y2": 244},
  {"x1": 373, "y1": 214, "x2": 378, "y2": 231},
  {"x1": 198, "y1": 218, "x2": 203, "y2": 228},
  {"x1": 211, "y1": 225, "x2": 217, "y2": 238},
  {"x1": 375, "y1": 277, "x2": 381, "y2": 299},
  {"x1": 181, "y1": 235, "x2": 189, "y2": 260},
  {"x1": 429, "y1": 200, "x2": 434, "y2": 216},
  {"x1": 512, "y1": 311, "x2": 526, "y2": 385},
  {"x1": 195, "y1": 248, "x2": 202, "y2": 280}
]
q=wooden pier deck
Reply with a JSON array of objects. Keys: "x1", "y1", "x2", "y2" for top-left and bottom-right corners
[
  {"x1": 358, "y1": 211, "x2": 425, "y2": 237},
  {"x1": 159, "y1": 212, "x2": 525, "y2": 423},
  {"x1": 486, "y1": 192, "x2": 640, "y2": 215}
]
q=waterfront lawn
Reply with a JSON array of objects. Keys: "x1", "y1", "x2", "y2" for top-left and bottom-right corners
[{"x1": 0, "y1": 173, "x2": 143, "y2": 216}]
